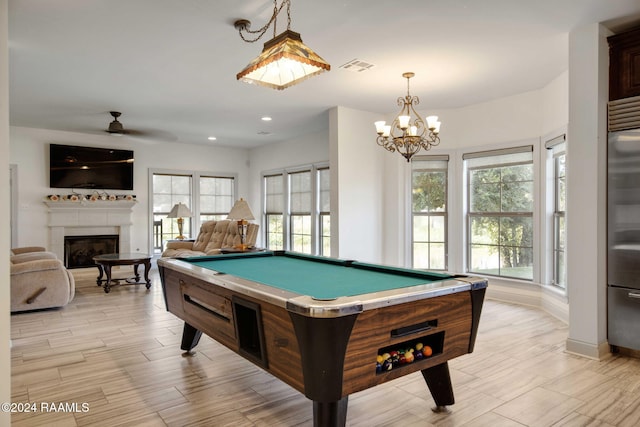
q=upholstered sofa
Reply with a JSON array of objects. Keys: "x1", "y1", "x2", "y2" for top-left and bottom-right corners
[
  {"x1": 161, "y1": 219, "x2": 259, "y2": 258},
  {"x1": 11, "y1": 247, "x2": 75, "y2": 313}
]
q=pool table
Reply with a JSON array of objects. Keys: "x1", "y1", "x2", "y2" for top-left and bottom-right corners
[{"x1": 158, "y1": 250, "x2": 487, "y2": 427}]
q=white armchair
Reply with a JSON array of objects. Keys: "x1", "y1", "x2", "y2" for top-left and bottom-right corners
[{"x1": 10, "y1": 247, "x2": 75, "y2": 313}]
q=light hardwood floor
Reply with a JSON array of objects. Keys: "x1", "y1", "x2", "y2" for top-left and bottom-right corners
[{"x1": 10, "y1": 266, "x2": 640, "y2": 426}]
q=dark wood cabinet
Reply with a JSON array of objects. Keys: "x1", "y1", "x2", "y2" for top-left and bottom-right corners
[{"x1": 609, "y1": 27, "x2": 640, "y2": 101}]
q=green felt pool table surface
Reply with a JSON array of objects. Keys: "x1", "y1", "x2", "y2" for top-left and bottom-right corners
[{"x1": 183, "y1": 251, "x2": 454, "y2": 300}]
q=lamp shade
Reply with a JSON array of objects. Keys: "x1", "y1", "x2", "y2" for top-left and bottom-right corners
[
  {"x1": 236, "y1": 30, "x2": 330, "y2": 90},
  {"x1": 167, "y1": 202, "x2": 192, "y2": 218},
  {"x1": 227, "y1": 198, "x2": 255, "y2": 220}
]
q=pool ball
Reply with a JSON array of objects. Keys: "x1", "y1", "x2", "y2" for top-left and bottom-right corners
[
  {"x1": 405, "y1": 351, "x2": 415, "y2": 363},
  {"x1": 423, "y1": 345, "x2": 433, "y2": 357}
]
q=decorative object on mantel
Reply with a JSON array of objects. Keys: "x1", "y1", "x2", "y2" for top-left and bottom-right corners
[
  {"x1": 233, "y1": 0, "x2": 330, "y2": 90},
  {"x1": 227, "y1": 198, "x2": 256, "y2": 250},
  {"x1": 374, "y1": 72, "x2": 442, "y2": 162},
  {"x1": 167, "y1": 202, "x2": 193, "y2": 240},
  {"x1": 45, "y1": 193, "x2": 136, "y2": 202}
]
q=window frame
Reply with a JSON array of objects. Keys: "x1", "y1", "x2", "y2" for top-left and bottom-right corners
[
  {"x1": 546, "y1": 135, "x2": 567, "y2": 289},
  {"x1": 262, "y1": 163, "x2": 329, "y2": 256},
  {"x1": 410, "y1": 155, "x2": 449, "y2": 271},
  {"x1": 148, "y1": 169, "x2": 237, "y2": 253},
  {"x1": 464, "y1": 145, "x2": 535, "y2": 281},
  {"x1": 317, "y1": 166, "x2": 331, "y2": 256}
]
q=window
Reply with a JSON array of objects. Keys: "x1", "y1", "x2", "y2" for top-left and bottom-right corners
[
  {"x1": 318, "y1": 167, "x2": 331, "y2": 256},
  {"x1": 199, "y1": 176, "x2": 235, "y2": 222},
  {"x1": 151, "y1": 171, "x2": 235, "y2": 253},
  {"x1": 263, "y1": 164, "x2": 330, "y2": 255},
  {"x1": 411, "y1": 156, "x2": 448, "y2": 270},
  {"x1": 290, "y1": 171, "x2": 312, "y2": 253},
  {"x1": 264, "y1": 174, "x2": 284, "y2": 250},
  {"x1": 465, "y1": 146, "x2": 534, "y2": 280},
  {"x1": 547, "y1": 136, "x2": 566, "y2": 288},
  {"x1": 152, "y1": 174, "x2": 192, "y2": 247}
]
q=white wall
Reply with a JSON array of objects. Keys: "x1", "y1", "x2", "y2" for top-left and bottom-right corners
[
  {"x1": 10, "y1": 127, "x2": 250, "y2": 253},
  {"x1": 443, "y1": 90, "x2": 544, "y2": 149},
  {"x1": 542, "y1": 70, "x2": 570, "y2": 134},
  {"x1": 1, "y1": 1, "x2": 11, "y2": 423},
  {"x1": 330, "y1": 106, "x2": 387, "y2": 263},
  {"x1": 565, "y1": 23, "x2": 611, "y2": 359}
]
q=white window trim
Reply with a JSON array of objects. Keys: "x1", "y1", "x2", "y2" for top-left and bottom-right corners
[
  {"x1": 542, "y1": 129, "x2": 568, "y2": 293},
  {"x1": 261, "y1": 162, "x2": 329, "y2": 255},
  {"x1": 147, "y1": 168, "x2": 238, "y2": 253},
  {"x1": 460, "y1": 138, "x2": 541, "y2": 283},
  {"x1": 410, "y1": 154, "x2": 450, "y2": 270}
]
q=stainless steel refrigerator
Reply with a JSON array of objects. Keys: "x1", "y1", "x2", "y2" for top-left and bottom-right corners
[{"x1": 608, "y1": 126, "x2": 640, "y2": 350}]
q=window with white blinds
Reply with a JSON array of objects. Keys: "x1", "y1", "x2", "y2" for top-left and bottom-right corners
[{"x1": 262, "y1": 164, "x2": 330, "y2": 255}]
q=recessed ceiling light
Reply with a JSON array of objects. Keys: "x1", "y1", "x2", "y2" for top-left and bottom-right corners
[
  {"x1": 207, "y1": 136, "x2": 217, "y2": 141},
  {"x1": 261, "y1": 116, "x2": 272, "y2": 121}
]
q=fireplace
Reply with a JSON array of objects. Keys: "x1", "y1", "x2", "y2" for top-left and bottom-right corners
[
  {"x1": 64, "y1": 235, "x2": 119, "y2": 269},
  {"x1": 45, "y1": 199, "x2": 136, "y2": 261}
]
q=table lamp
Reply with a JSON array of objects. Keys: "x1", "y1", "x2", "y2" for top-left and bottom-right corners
[
  {"x1": 227, "y1": 198, "x2": 255, "y2": 250},
  {"x1": 167, "y1": 202, "x2": 192, "y2": 240}
]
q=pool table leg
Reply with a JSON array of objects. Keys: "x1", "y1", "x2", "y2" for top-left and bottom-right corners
[
  {"x1": 180, "y1": 322, "x2": 202, "y2": 352},
  {"x1": 421, "y1": 362, "x2": 455, "y2": 412},
  {"x1": 313, "y1": 397, "x2": 348, "y2": 427}
]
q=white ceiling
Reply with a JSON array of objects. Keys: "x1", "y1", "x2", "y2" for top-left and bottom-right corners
[{"x1": 8, "y1": 0, "x2": 640, "y2": 149}]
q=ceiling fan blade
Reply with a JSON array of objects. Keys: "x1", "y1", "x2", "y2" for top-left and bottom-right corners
[
  {"x1": 102, "y1": 111, "x2": 177, "y2": 142},
  {"x1": 124, "y1": 128, "x2": 178, "y2": 142}
]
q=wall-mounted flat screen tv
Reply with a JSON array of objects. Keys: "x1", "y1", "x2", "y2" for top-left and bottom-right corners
[{"x1": 49, "y1": 144, "x2": 134, "y2": 190}]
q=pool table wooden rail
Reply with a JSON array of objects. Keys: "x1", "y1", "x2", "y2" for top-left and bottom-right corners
[{"x1": 158, "y1": 257, "x2": 485, "y2": 318}]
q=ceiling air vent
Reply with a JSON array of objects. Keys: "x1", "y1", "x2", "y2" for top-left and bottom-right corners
[{"x1": 339, "y1": 59, "x2": 375, "y2": 72}]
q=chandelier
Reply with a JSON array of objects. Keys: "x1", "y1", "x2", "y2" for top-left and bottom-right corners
[
  {"x1": 234, "y1": 0, "x2": 330, "y2": 90},
  {"x1": 374, "y1": 72, "x2": 441, "y2": 162}
]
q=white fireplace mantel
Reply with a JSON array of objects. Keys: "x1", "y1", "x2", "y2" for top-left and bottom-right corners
[{"x1": 46, "y1": 200, "x2": 137, "y2": 260}]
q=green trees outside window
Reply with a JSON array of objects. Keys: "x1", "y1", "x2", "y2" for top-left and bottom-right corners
[
  {"x1": 412, "y1": 158, "x2": 448, "y2": 270},
  {"x1": 466, "y1": 148, "x2": 534, "y2": 280}
]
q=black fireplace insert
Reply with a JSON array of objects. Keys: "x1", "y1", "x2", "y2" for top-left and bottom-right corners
[{"x1": 64, "y1": 235, "x2": 119, "y2": 268}]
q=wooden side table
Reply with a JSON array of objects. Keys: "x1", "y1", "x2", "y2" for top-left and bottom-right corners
[{"x1": 93, "y1": 252, "x2": 152, "y2": 293}]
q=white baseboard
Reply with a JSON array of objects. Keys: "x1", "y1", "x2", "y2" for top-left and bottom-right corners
[
  {"x1": 484, "y1": 278, "x2": 570, "y2": 324},
  {"x1": 565, "y1": 338, "x2": 611, "y2": 360}
]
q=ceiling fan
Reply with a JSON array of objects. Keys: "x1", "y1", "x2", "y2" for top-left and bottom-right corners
[{"x1": 104, "y1": 111, "x2": 176, "y2": 142}]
